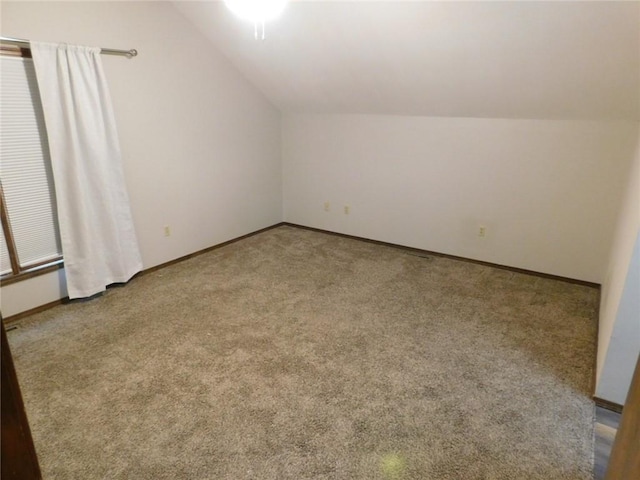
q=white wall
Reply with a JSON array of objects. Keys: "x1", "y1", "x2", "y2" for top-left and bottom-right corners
[
  {"x1": 283, "y1": 114, "x2": 638, "y2": 283},
  {"x1": 0, "y1": 1, "x2": 282, "y2": 317},
  {"x1": 596, "y1": 129, "x2": 640, "y2": 404}
]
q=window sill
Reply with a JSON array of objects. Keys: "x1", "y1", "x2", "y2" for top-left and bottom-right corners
[{"x1": 0, "y1": 259, "x2": 64, "y2": 286}]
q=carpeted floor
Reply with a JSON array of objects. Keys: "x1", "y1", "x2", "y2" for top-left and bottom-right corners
[{"x1": 7, "y1": 225, "x2": 598, "y2": 479}]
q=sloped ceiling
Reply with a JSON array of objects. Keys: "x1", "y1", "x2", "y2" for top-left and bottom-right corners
[{"x1": 174, "y1": 1, "x2": 640, "y2": 120}]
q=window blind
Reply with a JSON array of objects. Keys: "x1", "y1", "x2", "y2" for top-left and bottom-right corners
[{"x1": 0, "y1": 56, "x2": 62, "y2": 268}]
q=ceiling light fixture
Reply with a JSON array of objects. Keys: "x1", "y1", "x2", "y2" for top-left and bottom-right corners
[{"x1": 224, "y1": 0, "x2": 289, "y2": 40}]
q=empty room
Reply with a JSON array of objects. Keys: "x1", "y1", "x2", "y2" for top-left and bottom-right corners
[{"x1": 1, "y1": 1, "x2": 639, "y2": 479}]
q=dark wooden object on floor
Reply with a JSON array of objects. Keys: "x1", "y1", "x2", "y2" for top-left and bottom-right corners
[
  {"x1": 606, "y1": 354, "x2": 640, "y2": 479},
  {"x1": 1, "y1": 320, "x2": 42, "y2": 479}
]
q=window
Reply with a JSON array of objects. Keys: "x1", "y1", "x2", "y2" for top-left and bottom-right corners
[{"x1": 0, "y1": 47, "x2": 63, "y2": 284}]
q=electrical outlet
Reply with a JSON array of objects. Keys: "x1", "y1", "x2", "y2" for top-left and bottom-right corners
[
  {"x1": 164, "y1": 225, "x2": 171, "y2": 237},
  {"x1": 344, "y1": 205, "x2": 350, "y2": 215},
  {"x1": 324, "y1": 201, "x2": 330, "y2": 212},
  {"x1": 478, "y1": 226, "x2": 486, "y2": 238}
]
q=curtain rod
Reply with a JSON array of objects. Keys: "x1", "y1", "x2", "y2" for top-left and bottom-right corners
[{"x1": 0, "y1": 36, "x2": 138, "y2": 58}]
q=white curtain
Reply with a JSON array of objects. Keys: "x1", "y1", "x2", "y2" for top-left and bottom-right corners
[{"x1": 31, "y1": 42, "x2": 142, "y2": 299}]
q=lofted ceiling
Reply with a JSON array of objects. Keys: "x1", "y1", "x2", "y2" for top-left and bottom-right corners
[{"x1": 174, "y1": 1, "x2": 640, "y2": 120}]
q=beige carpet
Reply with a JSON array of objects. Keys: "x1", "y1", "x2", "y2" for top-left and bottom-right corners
[{"x1": 7, "y1": 225, "x2": 598, "y2": 479}]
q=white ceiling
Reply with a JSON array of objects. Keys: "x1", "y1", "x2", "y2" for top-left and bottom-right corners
[{"x1": 174, "y1": 1, "x2": 640, "y2": 120}]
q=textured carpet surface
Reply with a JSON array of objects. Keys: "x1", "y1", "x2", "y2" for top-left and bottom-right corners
[{"x1": 8, "y1": 225, "x2": 598, "y2": 479}]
